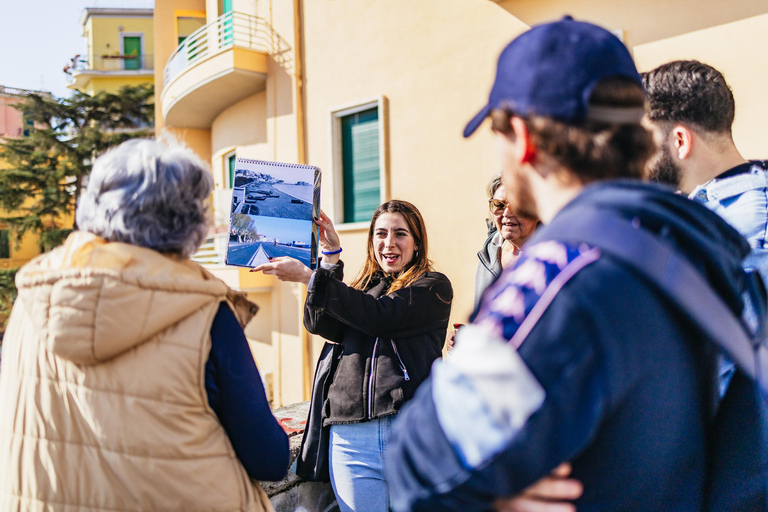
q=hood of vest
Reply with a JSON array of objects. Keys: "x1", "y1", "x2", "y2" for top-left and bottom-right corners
[{"x1": 15, "y1": 231, "x2": 258, "y2": 366}]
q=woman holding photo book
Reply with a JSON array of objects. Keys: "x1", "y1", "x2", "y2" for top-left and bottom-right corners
[{"x1": 253, "y1": 200, "x2": 452, "y2": 512}]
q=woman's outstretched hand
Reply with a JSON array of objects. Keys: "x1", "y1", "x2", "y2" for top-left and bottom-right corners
[
  {"x1": 251, "y1": 256, "x2": 313, "y2": 285},
  {"x1": 315, "y1": 210, "x2": 341, "y2": 265}
]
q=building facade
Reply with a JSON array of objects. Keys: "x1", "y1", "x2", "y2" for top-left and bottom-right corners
[
  {"x1": 0, "y1": 86, "x2": 47, "y2": 269},
  {"x1": 153, "y1": 0, "x2": 768, "y2": 406},
  {"x1": 66, "y1": 8, "x2": 155, "y2": 95}
]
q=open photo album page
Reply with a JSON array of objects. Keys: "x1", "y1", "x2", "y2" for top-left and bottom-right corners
[{"x1": 226, "y1": 158, "x2": 321, "y2": 269}]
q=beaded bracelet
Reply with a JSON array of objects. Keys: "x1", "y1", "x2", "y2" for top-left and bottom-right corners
[{"x1": 321, "y1": 247, "x2": 343, "y2": 255}]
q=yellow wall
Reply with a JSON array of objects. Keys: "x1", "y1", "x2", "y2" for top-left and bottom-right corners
[
  {"x1": 86, "y1": 15, "x2": 154, "y2": 69},
  {"x1": 494, "y1": 0, "x2": 768, "y2": 48},
  {"x1": 69, "y1": 11, "x2": 155, "y2": 94},
  {"x1": 154, "y1": 0, "x2": 768, "y2": 406},
  {"x1": 154, "y1": 0, "x2": 207, "y2": 133},
  {"x1": 302, "y1": 0, "x2": 528, "y2": 327},
  {"x1": 633, "y1": 13, "x2": 768, "y2": 160},
  {"x1": 492, "y1": 1, "x2": 768, "y2": 160},
  {"x1": 177, "y1": 16, "x2": 206, "y2": 40},
  {"x1": 84, "y1": 76, "x2": 153, "y2": 95}
]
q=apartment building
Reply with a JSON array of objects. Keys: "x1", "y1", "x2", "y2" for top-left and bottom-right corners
[
  {"x1": 66, "y1": 7, "x2": 155, "y2": 95},
  {"x1": 153, "y1": 0, "x2": 768, "y2": 406}
]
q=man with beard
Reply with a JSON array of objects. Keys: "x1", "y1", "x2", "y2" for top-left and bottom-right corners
[
  {"x1": 643, "y1": 60, "x2": 768, "y2": 290},
  {"x1": 383, "y1": 17, "x2": 764, "y2": 512}
]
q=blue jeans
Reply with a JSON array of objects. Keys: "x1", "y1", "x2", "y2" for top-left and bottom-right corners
[{"x1": 329, "y1": 416, "x2": 396, "y2": 512}]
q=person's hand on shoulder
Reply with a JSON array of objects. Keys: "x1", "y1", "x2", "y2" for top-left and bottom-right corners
[
  {"x1": 493, "y1": 463, "x2": 583, "y2": 512},
  {"x1": 252, "y1": 256, "x2": 313, "y2": 285}
]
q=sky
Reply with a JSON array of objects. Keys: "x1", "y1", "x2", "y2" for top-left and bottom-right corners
[{"x1": 0, "y1": 0, "x2": 154, "y2": 99}]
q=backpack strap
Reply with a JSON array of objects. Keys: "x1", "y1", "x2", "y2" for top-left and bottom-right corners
[{"x1": 538, "y1": 208, "x2": 768, "y2": 392}]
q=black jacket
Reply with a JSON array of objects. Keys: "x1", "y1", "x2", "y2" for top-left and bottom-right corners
[{"x1": 304, "y1": 262, "x2": 452, "y2": 424}]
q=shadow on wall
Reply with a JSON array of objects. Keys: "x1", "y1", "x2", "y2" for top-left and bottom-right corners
[
  {"x1": 270, "y1": 55, "x2": 294, "y2": 119},
  {"x1": 492, "y1": 0, "x2": 768, "y2": 47}
]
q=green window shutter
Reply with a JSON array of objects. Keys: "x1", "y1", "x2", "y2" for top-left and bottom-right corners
[
  {"x1": 341, "y1": 107, "x2": 380, "y2": 223},
  {"x1": 123, "y1": 36, "x2": 142, "y2": 70},
  {"x1": 221, "y1": 0, "x2": 234, "y2": 47},
  {"x1": 228, "y1": 154, "x2": 237, "y2": 188},
  {"x1": 0, "y1": 230, "x2": 9, "y2": 259}
]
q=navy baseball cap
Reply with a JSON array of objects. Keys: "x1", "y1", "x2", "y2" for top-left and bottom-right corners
[{"x1": 464, "y1": 16, "x2": 643, "y2": 137}]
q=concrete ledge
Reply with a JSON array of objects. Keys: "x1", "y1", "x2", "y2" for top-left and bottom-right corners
[{"x1": 268, "y1": 401, "x2": 338, "y2": 512}]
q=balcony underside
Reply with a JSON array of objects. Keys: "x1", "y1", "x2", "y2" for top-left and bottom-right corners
[
  {"x1": 162, "y1": 47, "x2": 268, "y2": 130},
  {"x1": 67, "y1": 70, "x2": 154, "y2": 91}
]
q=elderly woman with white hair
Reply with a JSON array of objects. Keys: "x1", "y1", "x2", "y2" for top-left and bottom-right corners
[{"x1": 0, "y1": 139, "x2": 287, "y2": 512}]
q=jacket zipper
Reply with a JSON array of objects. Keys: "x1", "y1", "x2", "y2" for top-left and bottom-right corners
[
  {"x1": 367, "y1": 337, "x2": 379, "y2": 419},
  {"x1": 390, "y1": 340, "x2": 410, "y2": 381}
]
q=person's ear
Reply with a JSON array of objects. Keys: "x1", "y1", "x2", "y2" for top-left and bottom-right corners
[
  {"x1": 510, "y1": 117, "x2": 536, "y2": 165},
  {"x1": 671, "y1": 125, "x2": 693, "y2": 160}
]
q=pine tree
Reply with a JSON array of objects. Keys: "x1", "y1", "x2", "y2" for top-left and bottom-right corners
[{"x1": 0, "y1": 84, "x2": 154, "y2": 252}]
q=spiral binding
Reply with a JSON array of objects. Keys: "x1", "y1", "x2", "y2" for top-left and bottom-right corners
[{"x1": 236, "y1": 157, "x2": 318, "y2": 170}]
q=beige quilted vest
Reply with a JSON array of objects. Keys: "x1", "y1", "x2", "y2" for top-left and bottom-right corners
[{"x1": 0, "y1": 232, "x2": 274, "y2": 512}]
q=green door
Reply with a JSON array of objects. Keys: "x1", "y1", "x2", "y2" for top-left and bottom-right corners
[{"x1": 123, "y1": 36, "x2": 142, "y2": 70}]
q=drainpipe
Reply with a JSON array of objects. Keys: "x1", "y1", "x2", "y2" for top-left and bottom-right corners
[{"x1": 293, "y1": 0, "x2": 312, "y2": 401}]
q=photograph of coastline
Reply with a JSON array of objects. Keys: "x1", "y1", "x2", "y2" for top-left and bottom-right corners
[{"x1": 226, "y1": 158, "x2": 320, "y2": 269}]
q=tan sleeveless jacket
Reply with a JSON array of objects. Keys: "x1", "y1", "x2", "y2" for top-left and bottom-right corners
[{"x1": 0, "y1": 232, "x2": 273, "y2": 512}]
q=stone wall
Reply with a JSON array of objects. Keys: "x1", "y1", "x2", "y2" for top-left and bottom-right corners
[{"x1": 267, "y1": 401, "x2": 339, "y2": 512}]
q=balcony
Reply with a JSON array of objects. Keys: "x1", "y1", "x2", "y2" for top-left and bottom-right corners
[
  {"x1": 161, "y1": 11, "x2": 291, "y2": 130},
  {"x1": 65, "y1": 54, "x2": 155, "y2": 90}
]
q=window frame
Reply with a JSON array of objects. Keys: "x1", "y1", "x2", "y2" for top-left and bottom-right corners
[{"x1": 329, "y1": 96, "x2": 389, "y2": 231}]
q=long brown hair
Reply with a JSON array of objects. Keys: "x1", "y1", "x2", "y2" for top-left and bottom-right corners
[{"x1": 350, "y1": 200, "x2": 433, "y2": 294}]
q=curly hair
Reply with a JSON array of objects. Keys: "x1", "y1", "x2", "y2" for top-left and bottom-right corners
[
  {"x1": 642, "y1": 60, "x2": 735, "y2": 135},
  {"x1": 491, "y1": 76, "x2": 655, "y2": 184}
]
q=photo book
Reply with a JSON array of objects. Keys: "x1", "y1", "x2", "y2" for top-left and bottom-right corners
[{"x1": 226, "y1": 158, "x2": 321, "y2": 269}]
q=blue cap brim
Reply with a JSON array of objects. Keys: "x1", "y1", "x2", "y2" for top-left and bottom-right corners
[{"x1": 463, "y1": 104, "x2": 492, "y2": 138}]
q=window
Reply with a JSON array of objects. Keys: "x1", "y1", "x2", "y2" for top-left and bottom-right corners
[
  {"x1": 220, "y1": 0, "x2": 234, "y2": 47},
  {"x1": 0, "y1": 230, "x2": 9, "y2": 259},
  {"x1": 176, "y1": 14, "x2": 205, "y2": 58},
  {"x1": 331, "y1": 98, "x2": 388, "y2": 225},
  {"x1": 225, "y1": 151, "x2": 237, "y2": 188},
  {"x1": 22, "y1": 113, "x2": 33, "y2": 137}
]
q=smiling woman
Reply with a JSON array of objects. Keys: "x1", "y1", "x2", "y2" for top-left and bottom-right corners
[
  {"x1": 252, "y1": 200, "x2": 453, "y2": 512},
  {"x1": 474, "y1": 172, "x2": 540, "y2": 309}
]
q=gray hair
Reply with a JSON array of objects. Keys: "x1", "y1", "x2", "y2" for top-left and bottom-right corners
[
  {"x1": 486, "y1": 171, "x2": 503, "y2": 198},
  {"x1": 76, "y1": 139, "x2": 214, "y2": 258}
]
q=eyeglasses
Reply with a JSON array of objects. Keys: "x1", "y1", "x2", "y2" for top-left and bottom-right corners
[{"x1": 488, "y1": 198, "x2": 511, "y2": 214}]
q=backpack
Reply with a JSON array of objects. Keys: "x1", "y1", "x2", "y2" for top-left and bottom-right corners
[{"x1": 539, "y1": 208, "x2": 768, "y2": 511}]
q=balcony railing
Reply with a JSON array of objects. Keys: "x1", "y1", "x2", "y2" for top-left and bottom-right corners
[
  {"x1": 0, "y1": 85, "x2": 48, "y2": 97},
  {"x1": 191, "y1": 232, "x2": 229, "y2": 267},
  {"x1": 163, "y1": 11, "x2": 292, "y2": 88},
  {"x1": 65, "y1": 54, "x2": 155, "y2": 83}
]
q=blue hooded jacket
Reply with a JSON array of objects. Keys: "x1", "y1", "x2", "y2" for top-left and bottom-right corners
[{"x1": 385, "y1": 181, "x2": 765, "y2": 511}]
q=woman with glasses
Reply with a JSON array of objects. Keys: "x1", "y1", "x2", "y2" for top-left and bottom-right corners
[{"x1": 474, "y1": 172, "x2": 540, "y2": 309}]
